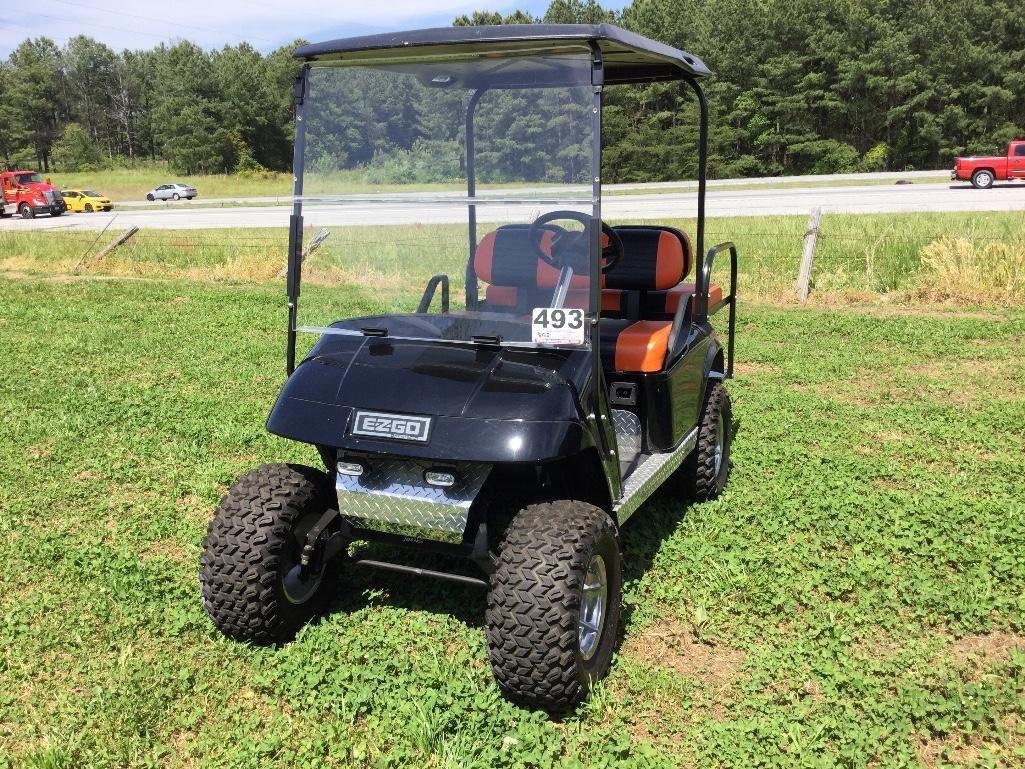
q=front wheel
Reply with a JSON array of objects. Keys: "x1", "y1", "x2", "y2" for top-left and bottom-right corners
[
  {"x1": 172, "y1": 192, "x2": 180, "y2": 201},
  {"x1": 486, "y1": 500, "x2": 622, "y2": 712},
  {"x1": 19, "y1": 203, "x2": 34, "y2": 219},
  {"x1": 50, "y1": 209, "x2": 62, "y2": 217},
  {"x1": 146, "y1": 193, "x2": 154, "y2": 201},
  {"x1": 971, "y1": 170, "x2": 994, "y2": 189},
  {"x1": 200, "y1": 463, "x2": 341, "y2": 644}
]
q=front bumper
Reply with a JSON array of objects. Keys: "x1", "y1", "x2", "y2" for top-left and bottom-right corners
[
  {"x1": 28, "y1": 204, "x2": 66, "y2": 215},
  {"x1": 336, "y1": 458, "x2": 491, "y2": 537}
]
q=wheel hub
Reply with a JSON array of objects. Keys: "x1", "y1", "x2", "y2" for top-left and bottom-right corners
[
  {"x1": 714, "y1": 412, "x2": 725, "y2": 475},
  {"x1": 578, "y1": 554, "x2": 608, "y2": 660}
]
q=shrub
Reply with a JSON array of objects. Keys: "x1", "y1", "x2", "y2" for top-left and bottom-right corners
[{"x1": 860, "y1": 142, "x2": 890, "y2": 172}]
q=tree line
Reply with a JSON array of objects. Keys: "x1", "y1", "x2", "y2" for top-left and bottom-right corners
[{"x1": 2, "y1": 0, "x2": 1023, "y2": 180}]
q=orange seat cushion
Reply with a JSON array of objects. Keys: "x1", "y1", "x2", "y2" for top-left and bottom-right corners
[
  {"x1": 614, "y1": 320, "x2": 672, "y2": 373},
  {"x1": 659, "y1": 282, "x2": 724, "y2": 314}
]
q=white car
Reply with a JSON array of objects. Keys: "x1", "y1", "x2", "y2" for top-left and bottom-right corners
[{"x1": 145, "y1": 183, "x2": 198, "y2": 201}]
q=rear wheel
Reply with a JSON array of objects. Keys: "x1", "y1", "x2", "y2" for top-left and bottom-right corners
[
  {"x1": 172, "y1": 192, "x2": 181, "y2": 200},
  {"x1": 486, "y1": 500, "x2": 622, "y2": 712},
  {"x1": 19, "y1": 203, "x2": 34, "y2": 219},
  {"x1": 971, "y1": 170, "x2": 994, "y2": 189},
  {"x1": 200, "y1": 463, "x2": 341, "y2": 644},
  {"x1": 84, "y1": 203, "x2": 93, "y2": 213}
]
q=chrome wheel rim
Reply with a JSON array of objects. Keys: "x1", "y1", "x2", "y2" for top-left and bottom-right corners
[
  {"x1": 713, "y1": 412, "x2": 726, "y2": 475},
  {"x1": 978, "y1": 172, "x2": 991, "y2": 186},
  {"x1": 579, "y1": 554, "x2": 608, "y2": 660}
]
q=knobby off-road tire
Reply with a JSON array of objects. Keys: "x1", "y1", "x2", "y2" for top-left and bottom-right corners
[
  {"x1": 689, "y1": 381, "x2": 733, "y2": 501},
  {"x1": 486, "y1": 500, "x2": 623, "y2": 712},
  {"x1": 200, "y1": 463, "x2": 340, "y2": 644}
]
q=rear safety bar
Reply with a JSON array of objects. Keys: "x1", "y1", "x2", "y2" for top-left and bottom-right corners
[
  {"x1": 417, "y1": 274, "x2": 450, "y2": 314},
  {"x1": 699, "y1": 241, "x2": 737, "y2": 378},
  {"x1": 668, "y1": 241, "x2": 737, "y2": 377}
]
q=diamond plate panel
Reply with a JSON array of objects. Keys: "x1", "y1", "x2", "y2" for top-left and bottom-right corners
[
  {"x1": 612, "y1": 409, "x2": 642, "y2": 466},
  {"x1": 336, "y1": 459, "x2": 490, "y2": 535},
  {"x1": 614, "y1": 426, "x2": 698, "y2": 524}
]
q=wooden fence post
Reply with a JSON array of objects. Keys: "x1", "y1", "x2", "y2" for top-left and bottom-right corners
[
  {"x1": 74, "y1": 225, "x2": 139, "y2": 273},
  {"x1": 796, "y1": 207, "x2": 821, "y2": 304}
]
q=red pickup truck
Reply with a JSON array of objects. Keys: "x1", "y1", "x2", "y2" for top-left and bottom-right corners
[{"x1": 952, "y1": 141, "x2": 1025, "y2": 188}]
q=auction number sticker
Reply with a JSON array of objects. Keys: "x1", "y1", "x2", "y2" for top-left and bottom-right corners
[{"x1": 531, "y1": 307, "x2": 586, "y2": 345}]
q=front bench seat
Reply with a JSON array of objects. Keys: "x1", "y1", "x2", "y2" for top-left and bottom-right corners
[{"x1": 475, "y1": 225, "x2": 593, "y2": 312}]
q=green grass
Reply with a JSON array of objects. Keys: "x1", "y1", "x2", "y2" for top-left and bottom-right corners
[
  {"x1": 0, "y1": 270, "x2": 1023, "y2": 767},
  {"x1": 606, "y1": 174, "x2": 954, "y2": 195},
  {"x1": 45, "y1": 166, "x2": 958, "y2": 204}
]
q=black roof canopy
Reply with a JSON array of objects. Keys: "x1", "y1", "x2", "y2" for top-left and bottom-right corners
[{"x1": 292, "y1": 24, "x2": 711, "y2": 84}]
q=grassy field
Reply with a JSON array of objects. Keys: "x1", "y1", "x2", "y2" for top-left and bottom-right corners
[
  {"x1": 1, "y1": 257, "x2": 1024, "y2": 766},
  {"x1": 45, "y1": 166, "x2": 956, "y2": 203}
]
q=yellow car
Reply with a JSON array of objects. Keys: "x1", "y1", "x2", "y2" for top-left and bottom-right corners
[{"x1": 61, "y1": 189, "x2": 113, "y2": 213}]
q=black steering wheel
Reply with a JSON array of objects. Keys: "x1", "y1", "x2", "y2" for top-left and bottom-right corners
[{"x1": 527, "y1": 210, "x2": 624, "y2": 273}]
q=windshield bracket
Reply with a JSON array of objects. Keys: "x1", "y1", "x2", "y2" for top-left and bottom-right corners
[{"x1": 550, "y1": 265, "x2": 574, "y2": 309}]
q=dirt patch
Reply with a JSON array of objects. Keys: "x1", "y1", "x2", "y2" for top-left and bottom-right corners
[
  {"x1": 947, "y1": 630, "x2": 1025, "y2": 669},
  {"x1": 139, "y1": 538, "x2": 196, "y2": 566},
  {"x1": 176, "y1": 494, "x2": 213, "y2": 526},
  {"x1": 916, "y1": 715, "x2": 1023, "y2": 768},
  {"x1": 26, "y1": 445, "x2": 55, "y2": 461},
  {"x1": 622, "y1": 620, "x2": 746, "y2": 692},
  {"x1": 733, "y1": 361, "x2": 777, "y2": 376}
]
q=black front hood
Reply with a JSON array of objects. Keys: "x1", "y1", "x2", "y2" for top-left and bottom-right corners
[{"x1": 266, "y1": 334, "x2": 596, "y2": 462}]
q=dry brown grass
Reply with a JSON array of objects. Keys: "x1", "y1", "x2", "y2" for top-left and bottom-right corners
[
  {"x1": 915, "y1": 236, "x2": 1025, "y2": 305},
  {"x1": 622, "y1": 619, "x2": 747, "y2": 694}
]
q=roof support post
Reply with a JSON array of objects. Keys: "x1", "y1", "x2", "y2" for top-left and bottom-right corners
[
  {"x1": 286, "y1": 65, "x2": 309, "y2": 375},
  {"x1": 464, "y1": 88, "x2": 486, "y2": 311},
  {"x1": 685, "y1": 77, "x2": 708, "y2": 311},
  {"x1": 588, "y1": 42, "x2": 622, "y2": 501}
]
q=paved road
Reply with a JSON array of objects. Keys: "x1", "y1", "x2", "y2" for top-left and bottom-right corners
[{"x1": 4, "y1": 180, "x2": 1024, "y2": 231}]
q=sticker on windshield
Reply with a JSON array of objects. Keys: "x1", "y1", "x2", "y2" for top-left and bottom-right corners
[{"x1": 531, "y1": 308, "x2": 586, "y2": 345}]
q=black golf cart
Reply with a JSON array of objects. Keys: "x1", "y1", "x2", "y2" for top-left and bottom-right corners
[{"x1": 200, "y1": 24, "x2": 737, "y2": 712}]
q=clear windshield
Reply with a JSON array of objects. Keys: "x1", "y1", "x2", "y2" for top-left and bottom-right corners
[
  {"x1": 295, "y1": 52, "x2": 597, "y2": 348},
  {"x1": 16, "y1": 173, "x2": 43, "y2": 185}
]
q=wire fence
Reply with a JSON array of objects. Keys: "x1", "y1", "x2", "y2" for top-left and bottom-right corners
[{"x1": 2, "y1": 210, "x2": 1023, "y2": 302}]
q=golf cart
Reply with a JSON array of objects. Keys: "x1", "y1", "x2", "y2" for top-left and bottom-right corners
[{"x1": 200, "y1": 24, "x2": 737, "y2": 712}]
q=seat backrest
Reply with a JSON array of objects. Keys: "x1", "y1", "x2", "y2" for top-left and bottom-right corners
[
  {"x1": 605, "y1": 226, "x2": 691, "y2": 292},
  {"x1": 474, "y1": 225, "x2": 591, "y2": 312},
  {"x1": 602, "y1": 226, "x2": 691, "y2": 319}
]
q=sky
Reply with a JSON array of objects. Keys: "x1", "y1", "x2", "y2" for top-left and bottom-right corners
[{"x1": 0, "y1": 0, "x2": 629, "y2": 58}]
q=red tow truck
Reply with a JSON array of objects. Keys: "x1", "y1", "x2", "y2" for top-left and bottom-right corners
[
  {"x1": 0, "y1": 170, "x2": 67, "y2": 218},
  {"x1": 952, "y1": 141, "x2": 1025, "y2": 189}
]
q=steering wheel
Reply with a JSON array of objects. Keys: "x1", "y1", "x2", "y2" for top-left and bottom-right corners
[{"x1": 527, "y1": 210, "x2": 624, "y2": 273}]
